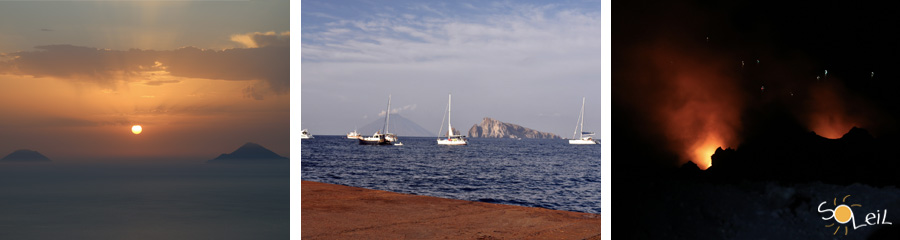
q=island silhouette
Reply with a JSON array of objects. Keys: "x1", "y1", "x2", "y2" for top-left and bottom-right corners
[
  {"x1": 208, "y1": 142, "x2": 288, "y2": 163},
  {"x1": 0, "y1": 149, "x2": 51, "y2": 162}
]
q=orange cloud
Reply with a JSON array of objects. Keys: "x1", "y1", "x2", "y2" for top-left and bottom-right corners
[{"x1": 0, "y1": 33, "x2": 289, "y2": 99}]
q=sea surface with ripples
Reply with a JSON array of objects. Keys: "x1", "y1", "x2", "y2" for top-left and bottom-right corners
[
  {"x1": 301, "y1": 135, "x2": 601, "y2": 213},
  {"x1": 0, "y1": 163, "x2": 288, "y2": 239}
]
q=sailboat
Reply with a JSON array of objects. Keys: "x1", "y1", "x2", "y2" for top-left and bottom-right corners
[
  {"x1": 359, "y1": 95, "x2": 401, "y2": 145},
  {"x1": 569, "y1": 97, "x2": 599, "y2": 145},
  {"x1": 437, "y1": 93, "x2": 468, "y2": 145}
]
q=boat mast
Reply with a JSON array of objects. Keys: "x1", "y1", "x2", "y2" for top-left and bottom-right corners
[
  {"x1": 580, "y1": 97, "x2": 585, "y2": 139},
  {"x1": 448, "y1": 93, "x2": 452, "y2": 138},
  {"x1": 384, "y1": 94, "x2": 392, "y2": 134}
]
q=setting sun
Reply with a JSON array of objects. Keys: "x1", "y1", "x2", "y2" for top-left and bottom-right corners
[{"x1": 131, "y1": 125, "x2": 142, "y2": 135}]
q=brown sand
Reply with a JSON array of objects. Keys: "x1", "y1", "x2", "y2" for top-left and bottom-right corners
[{"x1": 302, "y1": 181, "x2": 600, "y2": 239}]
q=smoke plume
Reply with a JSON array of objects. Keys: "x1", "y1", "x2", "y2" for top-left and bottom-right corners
[{"x1": 646, "y1": 45, "x2": 744, "y2": 169}]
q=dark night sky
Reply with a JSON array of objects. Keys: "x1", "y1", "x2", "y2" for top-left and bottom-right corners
[
  {"x1": 614, "y1": 0, "x2": 900, "y2": 168},
  {"x1": 612, "y1": 3, "x2": 900, "y2": 238},
  {"x1": 617, "y1": 0, "x2": 900, "y2": 93}
]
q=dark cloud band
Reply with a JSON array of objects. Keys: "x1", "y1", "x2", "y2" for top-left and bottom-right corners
[{"x1": 0, "y1": 32, "x2": 288, "y2": 99}]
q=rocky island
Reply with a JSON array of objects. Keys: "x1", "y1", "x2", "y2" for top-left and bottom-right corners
[{"x1": 468, "y1": 117, "x2": 560, "y2": 139}]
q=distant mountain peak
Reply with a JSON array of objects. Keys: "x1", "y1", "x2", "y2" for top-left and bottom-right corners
[
  {"x1": 468, "y1": 117, "x2": 560, "y2": 139},
  {"x1": 1, "y1": 149, "x2": 51, "y2": 162},
  {"x1": 841, "y1": 127, "x2": 873, "y2": 142},
  {"x1": 235, "y1": 142, "x2": 266, "y2": 151},
  {"x1": 208, "y1": 142, "x2": 287, "y2": 163}
]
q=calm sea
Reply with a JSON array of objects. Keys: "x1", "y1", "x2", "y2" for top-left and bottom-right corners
[
  {"x1": 301, "y1": 135, "x2": 601, "y2": 213},
  {"x1": 0, "y1": 163, "x2": 288, "y2": 239}
]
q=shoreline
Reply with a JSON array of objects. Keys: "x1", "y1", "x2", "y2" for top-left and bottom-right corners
[{"x1": 302, "y1": 181, "x2": 600, "y2": 239}]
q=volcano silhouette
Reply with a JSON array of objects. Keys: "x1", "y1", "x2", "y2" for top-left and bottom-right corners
[
  {"x1": 359, "y1": 114, "x2": 435, "y2": 137},
  {"x1": 673, "y1": 126, "x2": 900, "y2": 186},
  {"x1": 208, "y1": 142, "x2": 287, "y2": 163},
  {"x1": 0, "y1": 149, "x2": 51, "y2": 162}
]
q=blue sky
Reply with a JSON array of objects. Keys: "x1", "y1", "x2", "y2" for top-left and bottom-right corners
[{"x1": 301, "y1": 0, "x2": 601, "y2": 137}]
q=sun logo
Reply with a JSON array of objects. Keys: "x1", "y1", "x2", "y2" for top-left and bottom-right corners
[
  {"x1": 818, "y1": 194, "x2": 892, "y2": 236},
  {"x1": 820, "y1": 195, "x2": 862, "y2": 235}
]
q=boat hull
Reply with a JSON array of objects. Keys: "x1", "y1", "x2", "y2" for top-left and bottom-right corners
[
  {"x1": 358, "y1": 134, "x2": 398, "y2": 145},
  {"x1": 358, "y1": 139, "x2": 394, "y2": 145},
  {"x1": 568, "y1": 139, "x2": 598, "y2": 145},
  {"x1": 437, "y1": 139, "x2": 468, "y2": 145}
]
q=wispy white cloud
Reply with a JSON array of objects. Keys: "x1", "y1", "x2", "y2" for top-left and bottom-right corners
[
  {"x1": 306, "y1": 12, "x2": 342, "y2": 20},
  {"x1": 409, "y1": 3, "x2": 447, "y2": 17},
  {"x1": 230, "y1": 31, "x2": 290, "y2": 48},
  {"x1": 301, "y1": 1, "x2": 601, "y2": 136},
  {"x1": 302, "y1": 3, "x2": 600, "y2": 67},
  {"x1": 378, "y1": 104, "x2": 417, "y2": 116}
]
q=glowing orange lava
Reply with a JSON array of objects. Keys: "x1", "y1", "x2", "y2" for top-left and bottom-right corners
[
  {"x1": 690, "y1": 134, "x2": 723, "y2": 170},
  {"x1": 810, "y1": 117, "x2": 854, "y2": 139},
  {"x1": 805, "y1": 81, "x2": 860, "y2": 139},
  {"x1": 637, "y1": 46, "x2": 742, "y2": 171}
]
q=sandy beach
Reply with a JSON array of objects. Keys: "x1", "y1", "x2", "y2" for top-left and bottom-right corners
[{"x1": 302, "y1": 181, "x2": 601, "y2": 239}]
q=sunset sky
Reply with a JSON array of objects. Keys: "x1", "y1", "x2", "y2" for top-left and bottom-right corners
[
  {"x1": 301, "y1": 0, "x2": 601, "y2": 137},
  {"x1": 0, "y1": 0, "x2": 289, "y2": 162}
]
